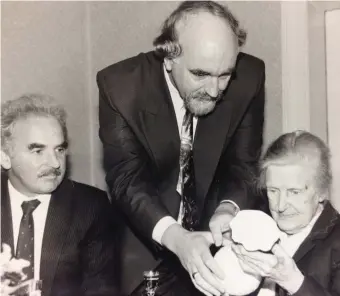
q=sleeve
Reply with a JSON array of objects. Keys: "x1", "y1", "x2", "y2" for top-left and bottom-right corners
[
  {"x1": 292, "y1": 247, "x2": 340, "y2": 296},
  {"x1": 80, "y1": 195, "x2": 120, "y2": 296},
  {"x1": 97, "y1": 73, "x2": 171, "y2": 241}
]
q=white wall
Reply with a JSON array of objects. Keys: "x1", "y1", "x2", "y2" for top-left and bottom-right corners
[
  {"x1": 2, "y1": 1, "x2": 283, "y2": 189},
  {"x1": 1, "y1": 1, "x2": 92, "y2": 183},
  {"x1": 325, "y1": 9, "x2": 340, "y2": 211},
  {"x1": 280, "y1": 1, "x2": 340, "y2": 210}
]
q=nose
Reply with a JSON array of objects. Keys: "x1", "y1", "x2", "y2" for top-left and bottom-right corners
[
  {"x1": 205, "y1": 77, "x2": 219, "y2": 98},
  {"x1": 47, "y1": 151, "x2": 61, "y2": 169},
  {"x1": 277, "y1": 192, "x2": 288, "y2": 212}
]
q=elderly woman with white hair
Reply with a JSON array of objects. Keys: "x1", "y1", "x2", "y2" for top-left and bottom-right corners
[{"x1": 232, "y1": 130, "x2": 340, "y2": 296}]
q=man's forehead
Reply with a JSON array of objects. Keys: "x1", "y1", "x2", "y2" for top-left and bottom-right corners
[
  {"x1": 11, "y1": 116, "x2": 64, "y2": 145},
  {"x1": 177, "y1": 14, "x2": 237, "y2": 74},
  {"x1": 182, "y1": 42, "x2": 237, "y2": 76}
]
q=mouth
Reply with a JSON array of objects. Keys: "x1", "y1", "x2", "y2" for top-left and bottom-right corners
[
  {"x1": 197, "y1": 96, "x2": 219, "y2": 102},
  {"x1": 40, "y1": 174, "x2": 58, "y2": 180},
  {"x1": 278, "y1": 214, "x2": 296, "y2": 219}
]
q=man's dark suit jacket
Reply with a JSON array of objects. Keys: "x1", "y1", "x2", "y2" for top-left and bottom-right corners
[
  {"x1": 97, "y1": 50, "x2": 266, "y2": 294},
  {"x1": 1, "y1": 175, "x2": 119, "y2": 296},
  {"x1": 250, "y1": 202, "x2": 340, "y2": 296}
]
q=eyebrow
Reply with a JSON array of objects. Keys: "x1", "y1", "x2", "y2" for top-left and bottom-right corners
[
  {"x1": 266, "y1": 186, "x2": 278, "y2": 190},
  {"x1": 27, "y1": 141, "x2": 68, "y2": 150},
  {"x1": 287, "y1": 186, "x2": 307, "y2": 191},
  {"x1": 28, "y1": 143, "x2": 46, "y2": 150},
  {"x1": 189, "y1": 67, "x2": 235, "y2": 77},
  {"x1": 267, "y1": 186, "x2": 307, "y2": 191},
  {"x1": 59, "y1": 141, "x2": 69, "y2": 149}
]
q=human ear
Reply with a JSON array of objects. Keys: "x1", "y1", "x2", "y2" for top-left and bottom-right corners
[
  {"x1": 164, "y1": 57, "x2": 174, "y2": 72},
  {"x1": 1, "y1": 150, "x2": 12, "y2": 170}
]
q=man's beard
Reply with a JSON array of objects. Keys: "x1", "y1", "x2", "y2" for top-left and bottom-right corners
[{"x1": 184, "y1": 92, "x2": 223, "y2": 116}]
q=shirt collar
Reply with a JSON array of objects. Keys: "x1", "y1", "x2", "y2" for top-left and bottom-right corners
[
  {"x1": 163, "y1": 64, "x2": 184, "y2": 109},
  {"x1": 8, "y1": 179, "x2": 51, "y2": 205},
  {"x1": 280, "y1": 204, "x2": 324, "y2": 240}
]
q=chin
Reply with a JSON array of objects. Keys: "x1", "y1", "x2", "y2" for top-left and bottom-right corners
[
  {"x1": 277, "y1": 219, "x2": 300, "y2": 235},
  {"x1": 188, "y1": 101, "x2": 216, "y2": 117},
  {"x1": 38, "y1": 179, "x2": 62, "y2": 193}
]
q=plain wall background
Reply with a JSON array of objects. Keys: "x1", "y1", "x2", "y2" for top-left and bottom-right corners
[
  {"x1": 325, "y1": 8, "x2": 340, "y2": 211},
  {"x1": 2, "y1": 1, "x2": 91, "y2": 182},
  {"x1": 1, "y1": 1, "x2": 282, "y2": 190}
]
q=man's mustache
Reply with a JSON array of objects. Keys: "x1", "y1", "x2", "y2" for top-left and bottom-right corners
[
  {"x1": 38, "y1": 169, "x2": 62, "y2": 178},
  {"x1": 195, "y1": 92, "x2": 223, "y2": 102}
]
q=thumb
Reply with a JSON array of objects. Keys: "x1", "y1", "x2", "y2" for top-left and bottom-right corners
[
  {"x1": 221, "y1": 233, "x2": 233, "y2": 247},
  {"x1": 272, "y1": 243, "x2": 289, "y2": 258},
  {"x1": 1, "y1": 244, "x2": 12, "y2": 263},
  {"x1": 210, "y1": 224, "x2": 223, "y2": 247},
  {"x1": 16, "y1": 259, "x2": 31, "y2": 268},
  {"x1": 2, "y1": 243, "x2": 11, "y2": 254}
]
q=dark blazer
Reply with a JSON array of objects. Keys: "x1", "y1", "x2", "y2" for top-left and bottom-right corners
[
  {"x1": 97, "y1": 51, "x2": 265, "y2": 294},
  {"x1": 1, "y1": 175, "x2": 120, "y2": 296},
  {"x1": 251, "y1": 202, "x2": 340, "y2": 296}
]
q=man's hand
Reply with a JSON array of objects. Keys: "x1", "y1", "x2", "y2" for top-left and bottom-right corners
[
  {"x1": 0, "y1": 244, "x2": 12, "y2": 270},
  {"x1": 232, "y1": 243, "x2": 304, "y2": 294},
  {"x1": 162, "y1": 224, "x2": 226, "y2": 296},
  {"x1": 1, "y1": 244, "x2": 30, "y2": 279},
  {"x1": 209, "y1": 202, "x2": 238, "y2": 247}
]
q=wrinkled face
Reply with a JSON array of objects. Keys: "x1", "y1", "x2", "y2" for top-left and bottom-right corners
[
  {"x1": 164, "y1": 12, "x2": 238, "y2": 116},
  {"x1": 265, "y1": 163, "x2": 324, "y2": 234},
  {"x1": 1, "y1": 115, "x2": 68, "y2": 197}
]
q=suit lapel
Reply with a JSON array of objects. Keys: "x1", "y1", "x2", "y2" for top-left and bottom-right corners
[
  {"x1": 293, "y1": 202, "x2": 339, "y2": 264},
  {"x1": 139, "y1": 52, "x2": 256, "y2": 206},
  {"x1": 139, "y1": 59, "x2": 180, "y2": 177},
  {"x1": 194, "y1": 52, "x2": 259, "y2": 202},
  {"x1": 193, "y1": 98, "x2": 232, "y2": 203},
  {"x1": 40, "y1": 179, "x2": 73, "y2": 296},
  {"x1": 1, "y1": 174, "x2": 15, "y2": 254},
  {"x1": 268, "y1": 203, "x2": 339, "y2": 296},
  {"x1": 270, "y1": 204, "x2": 339, "y2": 296},
  {"x1": 292, "y1": 238, "x2": 315, "y2": 265},
  {"x1": 193, "y1": 64, "x2": 255, "y2": 202}
]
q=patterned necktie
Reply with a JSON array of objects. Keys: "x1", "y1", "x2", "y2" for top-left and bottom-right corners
[
  {"x1": 180, "y1": 110, "x2": 199, "y2": 231},
  {"x1": 16, "y1": 199, "x2": 41, "y2": 280}
]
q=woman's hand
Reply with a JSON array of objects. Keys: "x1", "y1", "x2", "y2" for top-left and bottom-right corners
[{"x1": 232, "y1": 243, "x2": 304, "y2": 294}]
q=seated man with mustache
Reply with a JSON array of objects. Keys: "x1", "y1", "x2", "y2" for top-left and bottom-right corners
[
  {"x1": 233, "y1": 130, "x2": 340, "y2": 296},
  {"x1": 0, "y1": 94, "x2": 119, "y2": 296}
]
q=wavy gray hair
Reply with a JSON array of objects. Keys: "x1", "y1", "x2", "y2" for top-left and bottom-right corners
[
  {"x1": 1, "y1": 93, "x2": 68, "y2": 153},
  {"x1": 259, "y1": 130, "x2": 332, "y2": 198}
]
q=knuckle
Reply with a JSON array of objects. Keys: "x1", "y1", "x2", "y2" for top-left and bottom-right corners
[
  {"x1": 260, "y1": 271, "x2": 267, "y2": 277},
  {"x1": 203, "y1": 257, "x2": 214, "y2": 266},
  {"x1": 263, "y1": 266, "x2": 273, "y2": 274}
]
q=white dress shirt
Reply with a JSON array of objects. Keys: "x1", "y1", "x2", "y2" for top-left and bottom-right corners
[
  {"x1": 152, "y1": 65, "x2": 238, "y2": 244},
  {"x1": 257, "y1": 206, "x2": 323, "y2": 296},
  {"x1": 8, "y1": 180, "x2": 51, "y2": 280}
]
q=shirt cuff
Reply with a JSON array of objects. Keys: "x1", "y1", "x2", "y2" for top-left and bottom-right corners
[
  {"x1": 152, "y1": 216, "x2": 179, "y2": 245},
  {"x1": 220, "y1": 200, "x2": 240, "y2": 214},
  {"x1": 285, "y1": 272, "x2": 304, "y2": 295}
]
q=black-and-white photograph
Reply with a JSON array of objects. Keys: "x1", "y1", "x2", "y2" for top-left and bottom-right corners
[{"x1": 1, "y1": 1, "x2": 340, "y2": 296}]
